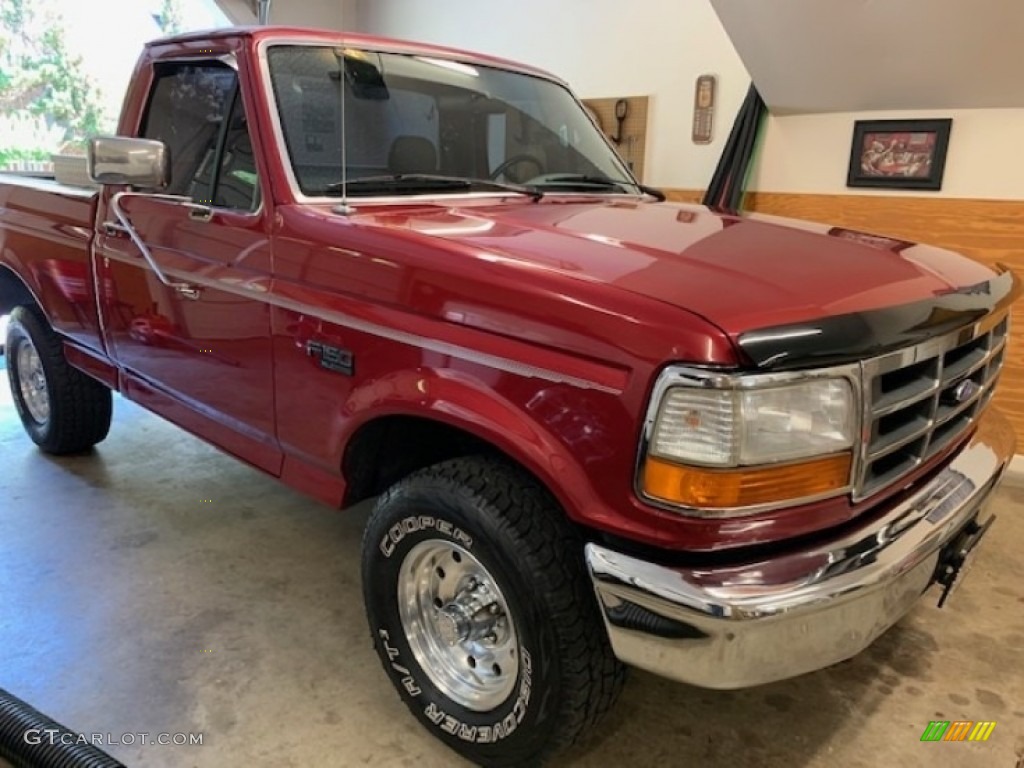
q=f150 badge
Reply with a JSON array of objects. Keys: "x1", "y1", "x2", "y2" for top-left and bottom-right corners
[{"x1": 305, "y1": 340, "x2": 355, "y2": 376}]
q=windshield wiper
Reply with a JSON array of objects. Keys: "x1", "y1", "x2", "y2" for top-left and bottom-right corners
[
  {"x1": 531, "y1": 174, "x2": 632, "y2": 192},
  {"x1": 531, "y1": 174, "x2": 666, "y2": 201},
  {"x1": 322, "y1": 174, "x2": 543, "y2": 201}
]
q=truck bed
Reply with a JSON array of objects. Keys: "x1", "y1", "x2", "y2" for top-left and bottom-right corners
[{"x1": 0, "y1": 172, "x2": 104, "y2": 353}]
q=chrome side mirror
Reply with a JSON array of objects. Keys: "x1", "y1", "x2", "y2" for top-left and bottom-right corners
[{"x1": 88, "y1": 137, "x2": 170, "y2": 189}]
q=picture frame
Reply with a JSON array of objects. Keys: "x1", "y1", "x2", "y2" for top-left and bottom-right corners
[{"x1": 847, "y1": 119, "x2": 952, "y2": 190}]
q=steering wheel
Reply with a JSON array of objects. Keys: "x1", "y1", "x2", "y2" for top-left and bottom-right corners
[{"x1": 489, "y1": 154, "x2": 544, "y2": 183}]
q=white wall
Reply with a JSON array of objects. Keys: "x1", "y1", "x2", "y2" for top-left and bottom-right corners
[
  {"x1": 214, "y1": 0, "x2": 253, "y2": 24},
  {"x1": 751, "y1": 109, "x2": 1024, "y2": 200},
  {"x1": 709, "y1": 0, "x2": 1024, "y2": 201},
  {"x1": 218, "y1": 0, "x2": 360, "y2": 28},
  {"x1": 269, "y1": 0, "x2": 359, "y2": 29},
  {"x1": 354, "y1": 0, "x2": 750, "y2": 190},
  {"x1": 711, "y1": 0, "x2": 1024, "y2": 114}
]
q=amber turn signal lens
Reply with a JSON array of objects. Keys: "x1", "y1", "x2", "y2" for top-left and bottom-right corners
[{"x1": 642, "y1": 453, "x2": 852, "y2": 509}]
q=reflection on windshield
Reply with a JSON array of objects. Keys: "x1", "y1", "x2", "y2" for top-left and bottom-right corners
[{"x1": 266, "y1": 45, "x2": 636, "y2": 197}]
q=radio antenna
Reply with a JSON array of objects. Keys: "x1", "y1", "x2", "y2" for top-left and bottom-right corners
[
  {"x1": 332, "y1": 48, "x2": 354, "y2": 215},
  {"x1": 332, "y1": 7, "x2": 353, "y2": 215}
]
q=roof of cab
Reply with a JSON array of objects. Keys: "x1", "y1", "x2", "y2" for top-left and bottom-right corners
[{"x1": 144, "y1": 25, "x2": 563, "y2": 84}]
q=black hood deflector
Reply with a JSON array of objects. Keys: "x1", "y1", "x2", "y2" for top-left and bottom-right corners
[{"x1": 738, "y1": 269, "x2": 1020, "y2": 371}]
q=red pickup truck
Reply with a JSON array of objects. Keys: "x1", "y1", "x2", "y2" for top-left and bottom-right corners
[{"x1": 0, "y1": 26, "x2": 1017, "y2": 767}]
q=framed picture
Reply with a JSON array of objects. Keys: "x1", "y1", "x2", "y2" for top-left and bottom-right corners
[{"x1": 847, "y1": 119, "x2": 952, "y2": 190}]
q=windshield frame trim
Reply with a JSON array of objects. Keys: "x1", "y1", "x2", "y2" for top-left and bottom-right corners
[{"x1": 256, "y1": 38, "x2": 640, "y2": 205}]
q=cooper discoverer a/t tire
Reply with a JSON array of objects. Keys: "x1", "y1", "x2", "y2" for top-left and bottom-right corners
[
  {"x1": 362, "y1": 456, "x2": 624, "y2": 767},
  {"x1": 5, "y1": 305, "x2": 112, "y2": 454}
]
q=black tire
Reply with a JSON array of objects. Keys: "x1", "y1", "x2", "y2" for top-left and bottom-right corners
[
  {"x1": 5, "y1": 305, "x2": 112, "y2": 454},
  {"x1": 362, "y1": 456, "x2": 625, "y2": 768}
]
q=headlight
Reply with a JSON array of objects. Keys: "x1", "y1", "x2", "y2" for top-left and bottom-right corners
[
  {"x1": 651, "y1": 379, "x2": 854, "y2": 466},
  {"x1": 641, "y1": 372, "x2": 858, "y2": 513}
]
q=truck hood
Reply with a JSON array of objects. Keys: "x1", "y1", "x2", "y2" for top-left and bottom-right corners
[{"x1": 355, "y1": 199, "x2": 998, "y2": 339}]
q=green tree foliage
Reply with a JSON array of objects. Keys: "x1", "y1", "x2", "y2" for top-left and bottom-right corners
[
  {"x1": 157, "y1": 0, "x2": 184, "y2": 36},
  {"x1": 0, "y1": 0, "x2": 107, "y2": 143}
]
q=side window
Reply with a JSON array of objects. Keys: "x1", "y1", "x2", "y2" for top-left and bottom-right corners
[
  {"x1": 140, "y1": 61, "x2": 259, "y2": 212},
  {"x1": 141, "y1": 62, "x2": 236, "y2": 199}
]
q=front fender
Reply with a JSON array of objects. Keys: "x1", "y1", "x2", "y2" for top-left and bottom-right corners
[{"x1": 341, "y1": 366, "x2": 628, "y2": 530}]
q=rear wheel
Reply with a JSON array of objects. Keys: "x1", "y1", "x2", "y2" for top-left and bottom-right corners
[
  {"x1": 5, "y1": 305, "x2": 112, "y2": 453},
  {"x1": 362, "y1": 456, "x2": 624, "y2": 767}
]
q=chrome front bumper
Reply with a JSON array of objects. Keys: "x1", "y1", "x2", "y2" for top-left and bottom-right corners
[{"x1": 586, "y1": 407, "x2": 1015, "y2": 689}]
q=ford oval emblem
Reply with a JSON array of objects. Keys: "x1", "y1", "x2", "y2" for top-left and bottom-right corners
[{"x1": 951, "y1": 379, "x2": 981, "y2": 404}]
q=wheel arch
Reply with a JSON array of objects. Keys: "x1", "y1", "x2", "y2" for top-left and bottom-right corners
[
  {"x1": 340, "y1": 370, "x2": 599, "y2": 524},
  {"x1": 0, "y1": 265, "x2": 42, "y2": 318}
]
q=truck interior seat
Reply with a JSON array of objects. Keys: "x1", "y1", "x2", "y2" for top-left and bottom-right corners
[
  {"x1": 215, "y1": 127, "x2": 260, "y2": 211},
  {"x1": 388, "y1": 136, "x2": 438, "y2": 175}
]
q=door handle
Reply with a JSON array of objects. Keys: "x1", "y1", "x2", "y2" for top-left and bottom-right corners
[
  {"x1": 102, "y1": 221, "x2": 128, "y2": 237},
  {"x1": 175, "y1": 284, "x2": 202, "y2": 300},
  {"x1": 188, "y1": 206, "x2": 213, "y2": 222}
]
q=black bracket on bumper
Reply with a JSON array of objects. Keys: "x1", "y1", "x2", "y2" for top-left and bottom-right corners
[{"x1": 933, "y1": 514, "x2": 996, "y2": 608}]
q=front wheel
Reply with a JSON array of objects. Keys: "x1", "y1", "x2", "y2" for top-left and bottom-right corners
[
  {"x1": 362, "y1": 457, "x2": 624, "y2": 767},
  {"x1": 5, "y1": 305, "x2": 112, "y2": 454}
]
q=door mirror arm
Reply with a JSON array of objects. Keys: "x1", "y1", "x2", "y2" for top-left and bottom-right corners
[{"x1": 105, "y1": 191, "x2": 204, "y2": 300}]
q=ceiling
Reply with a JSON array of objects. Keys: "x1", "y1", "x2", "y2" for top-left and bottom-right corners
[
  {"x1": 710, "y1": 0, "x2": 1024, "y2": 114},
  {"x1": 214, "y1": 0, "x2": 254, "y2": 24},
  {"x1": 215, "y1": 0, "x2": 361, "y2": 28}
]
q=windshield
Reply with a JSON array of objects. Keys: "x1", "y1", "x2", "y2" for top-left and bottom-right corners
[{"x1": 266, "y1": 45, "x2": 638, "y2": 197}]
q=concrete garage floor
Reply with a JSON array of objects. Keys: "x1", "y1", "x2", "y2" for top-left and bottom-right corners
[{"x1": 1, "y1": 354, "x2": 1023, "y2": 768}]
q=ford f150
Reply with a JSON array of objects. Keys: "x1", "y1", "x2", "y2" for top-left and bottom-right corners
[{"x1": 0, "y1": 26, "x2": 1017, "y2": 767}]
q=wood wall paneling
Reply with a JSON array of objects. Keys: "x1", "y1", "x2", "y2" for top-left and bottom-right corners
[
  {"x1": 663, "y1": 189, "x2": 1024, "y2": 440},
  {"x1": 664, "y1": 188, "x2": 704, "y2": 204},
  {"x1": 582, "y1": 96, "x2": 649, "y2": 181}
]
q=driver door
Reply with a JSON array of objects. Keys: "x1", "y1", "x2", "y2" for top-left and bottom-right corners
[{"x1": 95, "y1": 59, "x2": 281, "y2": 474}]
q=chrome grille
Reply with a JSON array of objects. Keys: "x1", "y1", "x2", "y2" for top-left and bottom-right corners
[{"x1": 855, "y1": 314, "x2": 1009, "y2": 500}]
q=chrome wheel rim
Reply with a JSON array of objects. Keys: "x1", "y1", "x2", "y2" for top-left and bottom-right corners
[
  {"x1": 397, "y1": 540, "x2": 520, "y2": 711},
  {"x1": 16, "y1": 338, "x2": 49, "y2": 424}
]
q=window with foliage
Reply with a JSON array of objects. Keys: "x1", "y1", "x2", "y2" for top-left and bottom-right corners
[{"x1": 0, "y1": 0, "x2": 229, "y2": 173}]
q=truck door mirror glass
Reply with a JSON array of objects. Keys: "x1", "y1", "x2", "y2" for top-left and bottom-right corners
[{"x1": 88, "y1": 137, "x2": 170, "y2": 189}]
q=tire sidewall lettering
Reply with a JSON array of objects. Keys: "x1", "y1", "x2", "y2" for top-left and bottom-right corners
[
  {"x1": 369, "y1": 508, "x2": 547, "y2": 752},
  {"x1": 378, "y1": 514, "x2": 473, "y2": 557},
  {"x1": 377, "y1": 628, "x2": 423, "y2": 697},
  {"x1": 417, "y1": 648, "x2": 533, "y2": 745}
]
